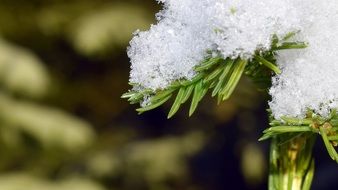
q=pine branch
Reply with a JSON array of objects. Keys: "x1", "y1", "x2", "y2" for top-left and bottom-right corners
[
  {"x1": 122, "y1": 33, "x2": 307, "y2": 118},
  {"x1": 268, "y1": 134, "x2": 316, "y2": 190},
  {"x1": 260, "y1": 110, "x2": 338, "y2": 163}
]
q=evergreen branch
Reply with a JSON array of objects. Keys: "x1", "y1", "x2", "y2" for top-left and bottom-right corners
[
  {"x1": 261, "y1": 111, "x2": 338, "y2": 163},
  {"x1": 123, "y1": 34, "x2": 308, "y2": 118},
  {"x1": 268, "y1": 134, "x2": 316, "y2": 190}
]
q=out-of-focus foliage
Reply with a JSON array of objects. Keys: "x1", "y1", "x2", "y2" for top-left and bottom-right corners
[
  {"x1": 0, "y1": 39, "x2": 50, "y2": 98},
  {"x1": 0, "y1": 173, "x2": 105, "y2": 190},
  {"x1": 0, "y1": 1, "x2": 154, "y2": 58},
  {"x1": 69, "y1": 3, "x2": 152, "y2": 56},
  {"x1": 86, "y1": 132, "x2": 206, "y2": 190},
  {"x1": 241, "y1": 143, "x2": 266, "y2": 186},
  {"x1": 0, "y1": 38, "x2": 99, "y2": 189},
  {"x1": 0, "y1": 93, "x2": 94, "y2": 151},
  {"x1": 0, "y1": 0, "x2": 269, "y2": 190}
]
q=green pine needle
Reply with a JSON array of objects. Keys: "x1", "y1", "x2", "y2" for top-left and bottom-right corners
[
  {"x1": 136, "y1": 95, "x2": 172, "y2": 114},
  {"x1": 254, "y1": 55, "x2": 281, "y2": 74},
  {"x1": 320, "y1": 127, "x2": 338, "y2": 162},
  {"x1": 168, "y1": 87, "x2": 186, "y2": 118},
  {"x1": 189, "y1": 80, "x2": 203, "y2": 116}
]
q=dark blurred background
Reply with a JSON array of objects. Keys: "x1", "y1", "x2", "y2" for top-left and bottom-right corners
[{"x1": 0, "y1": 0, "x2": 336, "y2": 190}]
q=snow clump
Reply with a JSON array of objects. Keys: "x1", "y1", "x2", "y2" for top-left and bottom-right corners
[{"x1": 128, "y1": 0, "x2": 301, "y2": 90}]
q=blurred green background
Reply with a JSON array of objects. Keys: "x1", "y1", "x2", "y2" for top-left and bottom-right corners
[{"x1": 0, "y1": 1, "x2": 335, "y2": 190}]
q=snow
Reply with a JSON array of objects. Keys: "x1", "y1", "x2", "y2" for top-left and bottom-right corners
[
  {"x1": 269, "y1": 0, "x2": 338, "y2": 119},
  {"x1": 128, "y1": 0, "x2": 301, "y2": 90},
  {"x1": 127, "y1": 0, "x2": 338, "y2": 118}
]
